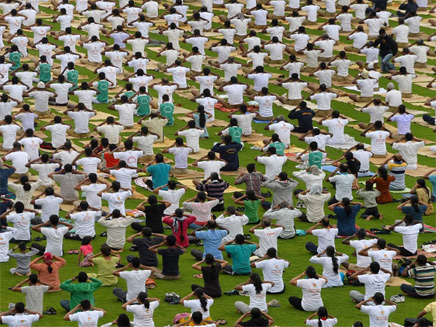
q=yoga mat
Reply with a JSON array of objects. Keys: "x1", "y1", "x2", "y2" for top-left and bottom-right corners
[
  {"x1": 188, "y1": 148, "x2": 210, "y2": 160},
  {"x1": 241, "y1": 132, "x2": 267, "y2": 142},
  {"x1": 406, "y1": 165, "x2": 434, "y2": 177},
  {"x1": 418, "y1": 146, "x2": 436, "y2": 158},
  {"x1": 172, "y1": 169, "x2": 204, "y2": 179},
  {"x1": 385, "y1": 276, "x2": 412, "y2": 287}
]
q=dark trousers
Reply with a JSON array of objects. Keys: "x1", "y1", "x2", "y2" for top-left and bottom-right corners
[
  {"x1": 191, "y1": 249, "x2": 203, "y2": 261},
  {"x1": 113, "y1": 288, "x2": 128, "y2": 302},
  {"x1": 191, "y1": 284, "x2": 222, "y2": 298},
  {"x1": 328, "y1": 197, "x2": 339, "y2": 205},
  {"x1": 31, "y1": 243, "x2": 45, "y2": 255},
  {"x1": 360, "y1": 206, "x2": 380, "y2": 218},
  {"x1": 64, "y1": 232, "x2": 83, "y2": 241},
  {"x1": 400, "y1": 284, "x2": 435, "y2": 299},
  {"x1": 288, "y1": 296, "x2": 304, "y2": 310},
  {"x1": 388, "y1": 243, "x2": 416, "y2": 256},
  {"x1": 305, "y1": 242, "x2": 318, "y2": 255},
  {"x1": 423, "y1": 114, "x2": 435, "y2": 125}
]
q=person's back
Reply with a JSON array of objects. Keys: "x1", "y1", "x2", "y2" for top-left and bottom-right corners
[{"x1": 60, "y1": 272, "x2": 102, "y2": 311}]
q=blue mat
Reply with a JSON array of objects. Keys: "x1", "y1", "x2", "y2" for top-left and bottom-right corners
[
  {"x1": 254, "y1": 120, "x2": 276, "y2": 124},
  {"x1": 321, "y1": 165, "x2": 339, "y2": 172}
]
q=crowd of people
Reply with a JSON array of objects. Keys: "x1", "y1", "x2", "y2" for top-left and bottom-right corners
[{"x1": 0, "y1": 0, "x2": 435, "y2": 325}]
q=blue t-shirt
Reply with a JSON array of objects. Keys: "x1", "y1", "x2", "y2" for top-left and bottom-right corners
[
  {"x1": 429, "y1": 175, "x2": 436, "y2": 199},
  {"x1": 147, "y1": 163, "x2": 172, "y2": 189},
  {"x1": 225, "y1": 244, "x2": 257, "y2": 274},
  {"x1": 401, "y1": 205, "x2": 427, "y2": 222},
  {"x1": 334, "y1": 204, "x2": 361, "y2": 236},
  {"x1": 196, "y1": 229, "x2": 228, "y2": 259}
]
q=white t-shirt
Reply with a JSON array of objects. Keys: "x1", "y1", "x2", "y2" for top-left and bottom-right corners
[
  {"x1": 392, "y1": 141, "x2": 425, "y2": 169},
  {"x1": 314, "y1": 40, "x2": 335, "y2": 58},
  {"x1": 132, "y1": 135, "x2": 158, "y2": 156},
  {"x1": 41, "y1": 226, "x2": 68, "y2": 256},
  {"x1": 302, "y1": 5, "x2": 320, "y2": 22},
  {"x1": 102, "y1": 190, "x2": 132, "y2": 214},
  {"x1": 349, "y1": 239, "x2": 378, "y2": 268},
  {"x1": 197, "y1": 160, "x2": 226, "y2": 179},
  {"x1": 393, "y1": 24, "x2": 409, "y2": 43},
  {"x1": 178, "y1": 129, "x2": 204, "y2": 153},
  {"x1": 223, "y1": 84, "x2": 247, "y2": 105},
  {"x1": 120, "y1": 270, "x2": 151, "y2": 301},
  {"x1": 1, "y1": 314, "x2": 40, "y2": 327},
  {"x1": 329, "y1": 173, "x2": 354, "y2": 201},
  {"x1": 311, "y1": 92, "x2": 337, "y2": 109},
  {"x1": 255, "y1": 95, "x2": 276, "y2": 118},
  {"x1": 115, "y1": 104, "x2": 136, "y2": 126},
  {"x1": 69, "y1": 310, "x2": 104, "y2": 327},
  {"x1": 322, "y1": 118, "x2": 348, "y2": 144},
  {"x1": 0, "y1": 124, "x2": 20, "y2": 149},
  {"x1": 169, "y1": 147, "x2": 192, "y2": 169},
  {"x1": 5, "y1": 151, "x2": 30, "y2": 173},
  {"x1": 312, "y1": 228, "x2": 338, "y2": 253},
  {"x1": 310, "y1": 254, "x2": 349, "y2": 287},
  {"x1": 362, "y1": 106, "x2": 389, "y2": 124},
  {"x1": 231, "y1": 113, "x2": 256, "y2": 135},
  {"x1": 360, "y1": 305, "x2": 396, "y2": 327},
  {"x1": 364, "y1": 18, "x2": 385, "y2": 37},
  {"x1": 67, "y1": 111, "x2": 95, "y2": 133},
  {"x1": 264, "y1": 43, "x2": 286, "y2": 60},
  {"x1": 297, "y1": 278, "x2": 325, "y2": 311},
  {"x1": 394, "y1": 224, "x2": 422, "y2": 253},
  {"x1": 255, "y1": 258, "x2": 289, "y2": 293},
  {"x1": 183, "y1": 298, "x2": 214, "y2": 319},
  {"x1": 358, "y1": 272, "x2": 391, "y2": 300},
  {"x1": 282, "y1": 82, "x2": 307, "y2": 100},
  {"x1": 304, "y1": 135, "x2": 331, "y2": 151},
  {"x1": 351, "y1": 150, "x2": 373, "y2": 172},
  {"x1": 366, "y1": 131, "x2": 390, "y2": 155},
  {"x1": 31, "y1": 163, "x2": 59, "y2": 186},
  {"x1": 257, "y1": 155, "x2": 288, "y2": 180},
  {"x1": 18, "y1": 137, "x2": 42, "y2": 160},
  {"x1": 323, "y1": 24, "x2": 341, "y2": 40},
  {"x1": 167, "y1": 67, "x2": 190, "y2": 89},
  {"x1": 81, "y1": 184, "x2": 107, "y2": 209},
  {"x1": 76, "y1": 157, "x2": 101, "y2": 175},
  {"x1": 70, "y1": 210, "x2": 100, "y2": 238},
  {"x1": 110, "y1": 168, "x2": 138, "y2": 189},
  {"x1": 126, "y1": 301, "x2": 159, "y2": 327},
  {"x1": 254, "y1": 227, "x2": 283, "y2": 257},
  {"x1": 53, "y1": 150, "x2": 79, "y2": 167},
  {"x1": 369, "y1": 250, "x2": 397, "y2": 272},
  {"x1": 268, "y1": 122, "x2": 294, "y2": 146},
  {"x1": 159, "y1": 189, "x2": 186, "y2": 215},
  {"x1": 44, "y1": 124, "x2": 69, "y2": 148},
  {"x1": 331, "y1": 59, "x2": 351, "y2": 77},
  {"x1": 349, "y1": 32, "x2": 368, "y2": 49},
  {"x1": 114, "y1": 150, "x2": 144, "y2": 168},
  {"x1": 97, "y1": 125, "x2": 124, "y2": 144},
  {"x1": 6, "y1": 212, "x2": 34, "y2": 241},
  {"x1": 242, "y1": 283, "x2": 271, "y2": 312}
]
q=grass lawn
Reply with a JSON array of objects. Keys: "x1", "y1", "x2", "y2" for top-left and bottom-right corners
[{"x1": 0, "y1": 0, "x2": 436, "y2": 326}]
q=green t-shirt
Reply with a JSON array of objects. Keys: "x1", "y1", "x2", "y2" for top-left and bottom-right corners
[
  {"x1": 225, "y1": 244, "x2": 257, "y2": 274},
  {"x1": 137, "y1": 94, "x2": 151, "y2": 116},
  {"x1": 9, "y1": 52, "x2": 21, "y2": 70},
  {"x1": 67, "y1": 69, "x2": 79, "y2": 89},
  {"x1": 125, "y1": 91, "x2": 136, "y2": 99},
  {"x1": 96, "y1": 80, "x2": 109, "y2": 103},
  {"x1": 269, "y1": 141, "x2": 285, "y2": 156},
  {"x1": 39, "y1": 63, "x2": 52, "y2": 83},
  {"x1": 159, "y1": 102, "x2": 174, "y2": 125},
  {"x1": 309, "y1": 151, "x2": 323, "y2": 169},
  {"x1": 244, "y1": 199, "x2": 261, "y2": 223},
  {"x1": 229, "y1": 126, "x2": 242, "y2": 143},
  {"x1": 60, "y1": 278, "x2": 102, "y2": 309}
]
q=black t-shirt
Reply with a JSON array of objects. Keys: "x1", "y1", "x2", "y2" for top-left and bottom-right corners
[
  {"x1": 239, "y1": 318, "x2": 269, "y2": 327},
  {"x1": 145, "y1": 204, "x2": 166, "y2": 233},
  {"x1": 133, "y1": 236, "x2": 164, "y2": 266},
  {"x1": 202, "y1": 264, "x2": 222, "y2": 297},
  {"x1": 346, "y1": 159, "x2": 361, "y2": 175},
  {"x1": 158, "y1": 247, "x2": 184, "y2": 276},
  {"x1": 288, "y1": 108, "x2": 315, "y2": 132}
]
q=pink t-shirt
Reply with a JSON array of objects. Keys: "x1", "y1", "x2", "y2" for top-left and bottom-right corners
[{"x1": 80, "y1": 244, "x2": 93, "y2": 256}]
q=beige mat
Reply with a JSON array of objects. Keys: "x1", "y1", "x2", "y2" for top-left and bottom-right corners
[
  {"x1": 369, "y1": 152, "x2": 394, "y2": 165},
  {"x1": 174, "y1": 106, "x2": 193, "y2": 114},
  {"x1": 178, "y1": 178, "x2": 242, "y2": 193},
  {"x1": 153, "y1": 137, "x2": 178, "y2": 147},
  {"x1": 188, "y1": 148, "x2": 210, "y2": 160},
  {"x1": 90, "y1": 111, "x2": 113, "y2": 121},
  {"x1": 418, "y1": 146, "x2": 436, "y2": 158},
  {"x1": 220, "y1": 167, "x2": 248, "y2": 176},
  {"x1": 385, "y1": 276, "x2": 412, "y2": 287},
  {"x1": 406, "y1": 165, "x2": 434, "y2": 177},
  {"x1": 172, "y1": 169, "x2": 204, "y2": 179}
]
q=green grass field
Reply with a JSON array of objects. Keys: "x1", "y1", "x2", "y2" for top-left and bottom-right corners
[{"x1": 0, "y1": 0, "x2": 436, "y2": 326}]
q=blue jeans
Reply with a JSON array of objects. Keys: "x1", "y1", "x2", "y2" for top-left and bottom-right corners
[{"x1": 381, "y1": 54, "x2": 395, "y2": 72}]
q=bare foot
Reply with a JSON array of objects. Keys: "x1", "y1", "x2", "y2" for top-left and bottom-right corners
[
  {"x1": 365, "y1": 215, "x2": 373, "y2": 221},
  {"x1": 379, "y1": 214, "x2": 383, "y2": 220}
]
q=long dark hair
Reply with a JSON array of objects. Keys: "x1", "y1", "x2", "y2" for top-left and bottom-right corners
[
  {"x1": 317, "y1": 307, "x2": 328, "y2": 327},
  {"x1": 138, "y1": 292, "x2": 150, "y2": 309},
  {"x1": 250, "y1": 273, "x2": 263, "y2": 294},
  {"x1": 195, "y1": 288, "x2": 208, "y2": 312},
  {"x1": 417, "y1": 179, "x2": 430, "y2": 197},
  {"x1": 342, "y1": 197, "x2": 352, "y2": 216},
  {"x1": 204, "y1": 254, "x2": 219, "y2": 280},
  {"x1": 410, "y1": 195, "x2": 421, "y2": 213},
  {"x1": 378, "y1": 166, "x2": 388, "y2": 181},
  {"x1": 306, "y1": 266, "x2": 318, "y2": 279},
  {"x1": 326, "y1": 246, "x2": 338, "y2": 274},
  {"x1": 198, "y1": 105, "x2": 206, "y2": 128},
  {"x1": 147, "y1": 195, "x2": 162, "y2": 215}
]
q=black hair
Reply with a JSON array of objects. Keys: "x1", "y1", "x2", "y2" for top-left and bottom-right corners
[{"x1": 326, "y1": 246, "x2": 338, "y2": 274}]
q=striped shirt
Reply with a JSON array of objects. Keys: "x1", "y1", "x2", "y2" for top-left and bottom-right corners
[
  {"x1": 235, "y1": 172, "x2": 267, "y2": 196},
  {"x1": 409, "y1": 265, "x2": 436, "y2": 296},
  {"x1": 196, "y1": 181, "x2": 229, "y2": 201}
]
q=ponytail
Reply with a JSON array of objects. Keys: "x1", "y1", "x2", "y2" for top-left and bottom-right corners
[
  {"x1": 250, "y1": 273, "x2": 263, "y2": 294},
  {"x1": 138, "y1": 292, "x2": 149, "y2": 309},
  {"x1": 342, "y1": 198, "x2": 352, "y2": 216},
  {"x1": 410, "y1": 195, "x2": 420, "y2": 213},
  {"x1": 317, "y1": 307, "x2": 328, "y2": 327},
  {"x1": 198, "y1": 106, "x2": 206, "y2": 128},
  {"x1": 195, "y1": 289, "x2": 208, "y2": 312},
  {"x1": 326, "y1": 246, "x2": 338, "y2": 274},
  {"x1": 47, "y1": 263, "x2": 53, "y2": 273}
]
